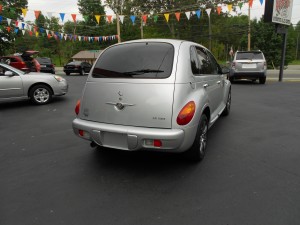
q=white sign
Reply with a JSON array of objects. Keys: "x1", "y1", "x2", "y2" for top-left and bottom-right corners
[{"x1": 272, "y1": 0, "x2": 294, "y2": 25}]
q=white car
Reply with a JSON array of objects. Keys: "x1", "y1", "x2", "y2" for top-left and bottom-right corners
[
  {"x1": 0, "y1": 63, "x2": 68, "y2": 104},
  {"x1": 73, "y1": 39, "x2": 231, "y2": 161}
]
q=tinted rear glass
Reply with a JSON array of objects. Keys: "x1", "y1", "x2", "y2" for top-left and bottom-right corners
[
  {"x1": 92, "y1": 42, "x2": 174, "y2": 79},
  {"x1": 236, "y1": 52, "x2": 264, "y2": 60},
  {"x1": 37, "y1": 58, "x2": 51, "y2": 64}
]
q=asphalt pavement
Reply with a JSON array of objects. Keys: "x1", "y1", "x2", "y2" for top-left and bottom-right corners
[{"x1": 1, "y1": 76, "x2": 300, "y2": 225}]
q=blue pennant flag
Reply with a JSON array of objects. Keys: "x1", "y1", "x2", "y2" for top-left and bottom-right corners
[
  {"x1": 130, "y1": 15, "x2": 136, "y2": 24},
  {"x1": 14, "y1": 28, "x2": 19, "y2": 34},
  {"x1": 59, "y1": 13, "x2": 65, "y2": 22},
  {"x1": 0, "y1": 16, "x2": 2, "y2": 23},
  {"x1": 22, "y1": 23, "x2": 26, "y2": 29},
  {"x1": 196, "y1": 10, "x2": 201, "y2": 19}
]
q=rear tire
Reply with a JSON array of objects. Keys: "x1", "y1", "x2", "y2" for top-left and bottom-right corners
[
  {"x1": 66, "y1": 72, "x2": 70, "y2": 75},
  {"x1": 184, "y1": 114, "x2": 208, "y2": 162},
  {"x1": 259, "y1": 77, "x2": 266, "y2": 84},
  {"x1": 222, "y1": 89, "x2": 231, "y2": 116},
  {"x1": 80, "y1": 68, "x2": 85, "y2": 75}
]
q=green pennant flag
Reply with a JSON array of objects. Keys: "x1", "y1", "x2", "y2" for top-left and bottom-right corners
[
  {"x1": 154, "y1": 15, "x2": 158, "y2": 23},
  {"x1": 238, "y1": 2, "x2": 243, "y2": 10},
  {"x1": 83, "y1": 15, "x2": 89, "y2": 22}
]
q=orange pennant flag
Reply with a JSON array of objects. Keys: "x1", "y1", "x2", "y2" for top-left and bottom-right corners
[
  {"x1": 142, "y1": 15, "x2": 147, "y2": 24},
  {"x1": 175, "y1": 12, "x2": 181, "y2": 21},
  {"x1": 164, "y1": 13, "x2": 170, "y2": 22},
  {"x1": 47, "y1": 34, "x2": 52, "y2": 39},
  {"x1": 0, "y1": 5, "x2": 2, "y2": 13},
  {"x1": 95, "y1": 15, "x2": 100, "y2": 24},
  {"x1": 249, "y1": 0, "x2": 254, "y2": 8},
  {"x1": 34, "y1": 11, "x2": 41, "y2": 19},
  {"x1": 7, "y1": 27, "x2": 11, "y2": 32},
  {"x1": 217, "y1": 6, "x2": 222, "y2": 15},
  {"x1": 107, "y1": 15, "x2": 112, "y2": 23},
  {"x1": 71, "y1": 14, "x2": 77, "y2": 22}
]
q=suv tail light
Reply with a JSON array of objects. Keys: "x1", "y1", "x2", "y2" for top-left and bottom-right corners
[
  {"x1": 232, "y1": 62, "x2": 236, "y2": 69},
  {"x1": 75, "y1": 100, "x2": 81, "y2": 115},
  {"x1": 177, "y1": 101, "x2": 196, "y2": 125}
]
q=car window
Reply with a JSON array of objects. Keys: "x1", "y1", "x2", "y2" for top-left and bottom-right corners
[
  {"x1": 92, "y1": 42, "x2": 174, "y2": 79},
  {"x1": 236, "y1": 52, "x2": 264, "y2": 60},
  {"x1": 37, "y1": 58, "x2": 51, "y2": 64},
  {"x1": 206, "y1": 50, "x2": 220, "y2": 74},
  {"x1": 190, "y1": 46, "x2": 200, "y2": 75},
  {"x1": 195, "y1": 47, "x2": 214, "y2": 75}
]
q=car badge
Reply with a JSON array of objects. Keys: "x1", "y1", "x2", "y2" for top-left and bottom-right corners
[
  {"x1": 115, "y1": 103, "x2": 125, "y2": 110},
  {"x1": 118, "y1": 91, "x2": 123, "y2": 96}
]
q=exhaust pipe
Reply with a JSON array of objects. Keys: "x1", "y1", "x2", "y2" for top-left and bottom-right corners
[{"x1": 90, "y1": 141, "x2": 97, "y2": 148}]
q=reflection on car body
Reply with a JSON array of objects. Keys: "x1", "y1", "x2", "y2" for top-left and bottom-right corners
[{"x1": 72, "y1": 39, "x2": 231, "y2": 162}]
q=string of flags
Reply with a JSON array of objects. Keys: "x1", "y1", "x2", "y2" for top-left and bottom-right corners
[{"x1": 0, "y1": 0, "x2": 264, "y2": 42}]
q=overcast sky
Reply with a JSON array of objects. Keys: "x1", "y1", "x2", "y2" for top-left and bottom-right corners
[{"x1": 27, "y1": 0, "x2": 300, "y2": 25}]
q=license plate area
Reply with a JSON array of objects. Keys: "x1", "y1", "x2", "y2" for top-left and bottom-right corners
[
  {"x1": 102, "y1": 132, "x2": 128, "y2": 150},
  {"x1": 242, "y1": 63, "x2": 256, "y2": 69}
]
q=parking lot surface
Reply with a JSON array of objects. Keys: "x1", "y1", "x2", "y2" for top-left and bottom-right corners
[{"x1": 1, "y1": 77, "x2": 300, "y2": 225}]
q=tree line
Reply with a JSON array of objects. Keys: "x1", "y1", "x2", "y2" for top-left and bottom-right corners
[{"x1": 0, "y1": 0, "x2": 299, "y2": 67}]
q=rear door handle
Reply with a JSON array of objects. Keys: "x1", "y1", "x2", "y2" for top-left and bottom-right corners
[
  {"x1": 203, "y1": 84, "x2": 209, "y2": 88},
  {"x1": 217, "y1": 81, "x2": 221, "y2": 84}
]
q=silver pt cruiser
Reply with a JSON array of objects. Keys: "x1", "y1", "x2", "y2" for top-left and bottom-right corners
[{"x1": 72, "y1": 39, "x2": 231, "y2": 161}]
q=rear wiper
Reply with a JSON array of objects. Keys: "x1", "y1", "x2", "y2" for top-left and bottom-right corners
[{"x1": 123, "y1": 69, "x2": 164, "y2": 75}]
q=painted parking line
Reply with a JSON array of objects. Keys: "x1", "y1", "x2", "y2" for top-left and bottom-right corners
[{"x1": 267, "y1": 78, "x2": 300, "y2": 82}]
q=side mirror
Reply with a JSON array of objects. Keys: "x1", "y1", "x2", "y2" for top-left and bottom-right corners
[
  {"x1": 221, "y1": 66, "x2": 230, "y2": 74},
  {"x1": 4, "y1": 71, "x2": 14, "y2": 76}
]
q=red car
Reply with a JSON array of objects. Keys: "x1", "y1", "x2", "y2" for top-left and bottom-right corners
[{"x1": 0, "y1": 51, "x2": 41, "y2": 72}]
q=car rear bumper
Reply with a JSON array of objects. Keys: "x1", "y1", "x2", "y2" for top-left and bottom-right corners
[
  {"x1": 72, "y1": 118, "x2": 186, "y2": 152},
  {"x1": 229, "y1": 71, "x2": 266, "y2": 79}
]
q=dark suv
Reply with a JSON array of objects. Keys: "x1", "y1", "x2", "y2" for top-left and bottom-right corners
[
  {"x1": 36, "y1": 57, "x2": 55, "y2": 74},
  {"x1": 0, "y1": 51, "x2": 41, "y2": 73},
  {"x1": 229, "y1": 50, "x2": 267, "y2": 84}
]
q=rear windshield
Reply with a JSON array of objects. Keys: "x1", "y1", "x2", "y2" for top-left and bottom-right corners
[
  {"x1": 37, "y1": 58, "x2": 51, "y2": 64},
  {"x1": 236, "y1": 52, "x2": 264, "y2": 60},
  {"x1": 92, "y1": 42, "x2": 174, "y2": 79},
  {"x1": 67, "y1": 61, "x2": 81, "y2": 65}
]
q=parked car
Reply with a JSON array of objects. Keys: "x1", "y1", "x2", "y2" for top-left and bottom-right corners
[
  {"x1": 0, "y1": 63, "x2": 68, "y2": 105},
  {"x1": 229, "y1": 50, "x2": 267, "y2": 84},
  {"x1": 72, "y1": 39, "x2": 231, "y2": 162},
  {"x1": 63, "y1": 61, "x2": 92, "y2": 75},
  {"x1": 36, "y1": 57, "x2": 55, "y2": 74},
  {"x1": 0, "y1": 50, "x2": 41, "y2": 73}
]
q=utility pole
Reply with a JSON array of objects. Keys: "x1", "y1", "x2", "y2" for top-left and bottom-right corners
[
  {"x1": 141, "y1": 15, "x2": 144, "y2": 39},
  {"x1": 296, "y1": 33, "x2": 299, "y2": 60},
  {"x1": 248, "y1": 4, "x2": 251, "y2": 51},
  {"x1": 116, "y1": 13, "x2": 121, "y2": 43}
]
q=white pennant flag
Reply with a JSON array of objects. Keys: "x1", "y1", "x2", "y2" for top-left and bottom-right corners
[
  {"x1": 206, "y1": 8, "x2": 212, "y2": 17},
  {"x1": 27, "y1": 24, "x2": 32, "y2": 31},
  {"x1": 78, "y1": 36, "x2": 82, "y2": 41},
  {"x1": 7, "y1": 18, "x2": 12, "y2": 26},
  {"x1": 119, "y1": 15, "x2": 125, "y2": 24},
  {"x1": 46, "y1": 30, "x2": 49, "y2": 35},
  {"x1": 185, "y1": 12, "x2": 191, "y2": 20},
  {"x1": 47, "y1": 12, "x2": 53, "y2": 19},
  {"x1": 64, "y1": 34, "x2": 68, "y2": 41},
  {"x1": 22, "y1": 30, "x2": 26, "y2": 35}
]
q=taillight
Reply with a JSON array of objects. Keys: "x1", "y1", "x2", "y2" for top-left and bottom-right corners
[
  {"x1": 177, "y1": 101, "x2": 196, "y2": 125},
  {"x1": 75, "y1": 100, "x2": 81, "y2": 115},
  {"x1": 232, "y1": 62, "x2": 236, "y2": 68}
]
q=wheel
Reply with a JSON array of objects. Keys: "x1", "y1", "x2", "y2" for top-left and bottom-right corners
[
  {"x1": 66, "y1": 72, "x2": 70, "y2": 75},
  {"x1": 222, "y1": 89, "x2": 231, "y2": 116},
  {"x1": 229, "y1": 77, "x2": 234, "y2": 83},
  {"x1": 259, "y1": 77, "x2": 266, "y2": 84},
  {"x1": 184, "y1": 114, "x2": 208, "y2": 162},
  {"x1": 29, "y1": 85, "x2": 52, "y2": 105},
  {"x1": 51, "y1": 70, "x2": 55, "y2": 74},
  {"x1": 80, "y1": 68, "x2": 85, "y2": 75}
]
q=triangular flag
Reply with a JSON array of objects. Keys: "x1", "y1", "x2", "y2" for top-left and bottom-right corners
[
  {"x1": 14, "y1": 28, "x2": 19, "y2": 34},
  {"x1": 238, "y1": 2, "x2": 243, "y2": 9},
  {"x1": 259, "y1": 0, "x2": 264, "y2": 5},
  {"x1": 195, "y1": 10, "x2": 201, "y2": 19},
  {"x1": 22, "y1": 30, "x2": 26, "y2": 35},
  {"x1": 7, "y1": 27, "x2": 11, "y2": 32},
  {"x1": 35, "y1": 31, "x2": 39, "y2": 37},
  {"x1": 153, "y1": 15, "x2": 158, "y2": 23},
  {"x1": 142, "y1": 15, "x2": 148, "y2": 24},
  {"x1": 7, "y1": 18, "x2": 11, "y2": 26},
  {"x1": 164, "y1": 13, "x2": 169, "y2": 22},
  {"x1": 95, "y1": 15, "x2": 100, "y2": 24},
  {"x1": 15, "y1": 21, "x2": 19, "y2": 27},
  {"x1": 249, "y1": 0, "x2": 254, "y2": 8},
  {"x1": 78, "y1": 36, "x2": 82, "y2": 41},
  {"x1": 106, "y1": 15, "x2": 112, "y2": 23},
  {"x1": 206, "y1": 8, "x2": 211, "y2": 17},
  {"x1": 48, "y1": 34, "x2": 51, "y2": 39},
  {"x1": 0, "y1": 5, "x2": 2, "y2": 13},
  {"x1": 46, "y1": 29, "x2": 49, "y2": 35},
  {"x1": 47, "y1": 12, "x2": 53, "y2": 19},
  {"x1": 29, "y1": 31, "x2": 33, "y2": 36},
  {"x1": 185, "y1": 12, "x2": 191, "y2": 20},
  {"x1": 228, "y1": 4, "x2": 232, "y2": 12},
  {"x1": 28, "y1": 24, "x2": 32, "y2": 31},
  {"x1": 21, "y1": 8, "x2": 28, "y2": 17},
  {"x1": 0, "y1": 16, "x2": 2, "y2": 23},
  {"x1": 71, "y1": 14, "x2": 77, "y2": 23},
  {"x1": 130, "y1": 15, "x2": 136, "y2": 24},
  {"x1": 175, "y1": 12, "x2": 181, "y2": 21},
  {"x1": 217, "y1": 6, "x2": 222, "y2": 15},
  {"x1": 39, "y1": 28, "x2": 44, "y2": 33},
  {"x1": 83, "y1": 15, "x2": 88, "y2": 22},
  {"x1": 119, "y1": 15, "x2": 124, "y2": 24},
  {"x1": 59, "y1": 13, "x2": 65, "y2": 22},
  {"x1": 34, "y1": 11, "x2": 41, "y2": 19},
  {"x1": 22, "y1": 23, "x2": 25, "y2": 29}
]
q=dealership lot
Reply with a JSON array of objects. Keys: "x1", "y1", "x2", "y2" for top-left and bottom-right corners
[{"x1": 1, "y1": 76, "x2": 300, "y2": 225}]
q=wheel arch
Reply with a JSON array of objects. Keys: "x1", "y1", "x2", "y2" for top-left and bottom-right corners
[{"x1": 28, "y1": 83, "x2": 54, "y2": 97}]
